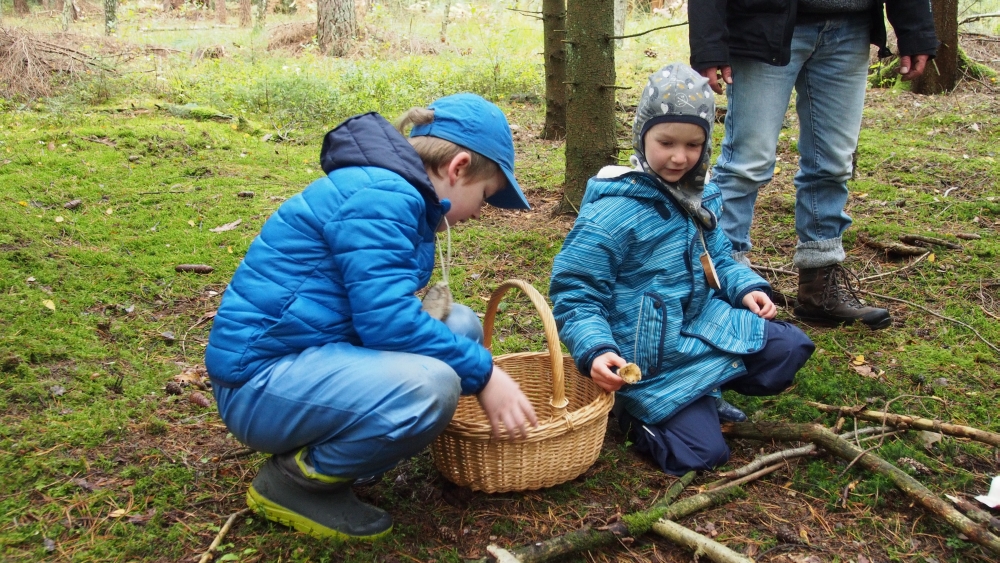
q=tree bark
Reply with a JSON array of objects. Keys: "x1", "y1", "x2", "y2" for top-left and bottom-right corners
[
  {"x1": 215, "y1": 0, "x2": 227, "y2": 24},
  {"x1": 14, "y1": 0, "x2": 30, "y2": 16},
  {"x1": 724, "y1": 422, "x2": 1000, "y2": 556},
  {"x1": 541, "y1": 0, "x2": 566, "y2": 140},
  {"x1": 239, "y1": 0, "x2": 251, "y2": 27},
  {"x1": 105, "y1": 0, "x2": 117, "y2": 35},
  {"x1": 562, "y1": 0, "x2": 617, "y2": 211},
  {"x1": 651, "y1": 520, "x2": 755, "y2": 563},
  {"x1": 913, "y1": 0, "x2": 958, "y2": 94},
  {"x1": 612, "y1": 0, "x2": 627, "y2": 48},
  {"x1": 317, "y1": 0, "x2": 357, "y2": 57}
]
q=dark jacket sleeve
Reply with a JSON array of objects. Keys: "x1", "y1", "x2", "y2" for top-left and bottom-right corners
[
  {"x1": 884, "y1": 0, "x2": 939, "y2": 57},
  {"x1": 688, "y1": 0, "x2": 731, "y2": 71}
]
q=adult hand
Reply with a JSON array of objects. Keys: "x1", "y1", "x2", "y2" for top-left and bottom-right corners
[
  {"x1": 899, "y1": 54, "x2": 929, "y2": 81},
  {"x1": 590, "y1": 351, "x2": 627, "y2": 393},
  {"x1": 699, "y1": 65, "x2": 732, "y2": 95},
  {"x1": 477, "y1": 366, "x2": 538, "y2": 440},
  {"x1": 742, "y1": 290, "x2": 777, "y2": 320}
]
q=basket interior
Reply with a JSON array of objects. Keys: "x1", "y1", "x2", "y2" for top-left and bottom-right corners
[{"x1": 452, "y1": 352, "x2": 602, "y2": 424}]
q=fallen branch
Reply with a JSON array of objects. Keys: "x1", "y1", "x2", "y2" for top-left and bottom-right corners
[
  {"x1": 717, "y1": 425, "x2": 894, "y2": 479},
  {"x1": 857, "y1": 232, "x2": 927, "y2": 256},
  {"x1": 197, "y1": 508, "x2": 250, "y2": 563},
  {"x1": 723, "y1": 422, "x2": 1000, "y2": 556},
  {"x1": 855, "y1": 289, "x2": 1000, "y2": 356},
  {"x1": 949, "y1": 495, "x2": 1000, "y2": 534},
  {"x1": 470, "y1": 471, "x2": 754, "y2": 563},
  {"x1": 960, "y1": 11, "x2": 1000, "y2": 25},
  {"x1": 899, "y1": 234, "x2": 962, "y2": 250},
  {"x1": 859, "y1": 251, "x2": 931, "y2": 282},
  {"x1": 805, "y1": 402, "x2": 1000, "y2": 447},
  {"x1": 651, "y1": 519, "x2": 754, "y2": 563}
]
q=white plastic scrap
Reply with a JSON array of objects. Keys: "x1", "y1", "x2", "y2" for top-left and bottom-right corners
[{"x1": 975, "y1": 475, "x2": 1000, "y2": 509}]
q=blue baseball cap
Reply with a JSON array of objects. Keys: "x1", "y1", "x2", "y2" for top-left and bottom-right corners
[{"x1": 409, "y1": 93, "x2": 530, "y2": 210}]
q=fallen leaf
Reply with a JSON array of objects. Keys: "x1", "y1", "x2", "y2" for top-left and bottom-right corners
[
  {"x1": 851, "y1": 364, "x2": 874, "y2": 377},
  {"x1": 42, "y1": 299, "x2": 56, "y2": 311},
  {"x1": 187, "y1": 220, "x2": 196, "y2": 227},
  {"x1": 105, "y1": 208, "x2": 114, "y2": 215},
  {"x1": 49, "y1": 385, "x2": 66, "y2": 396},
  {"x1": 209, "y1": 219, "x2": 242, "y2": 233},
  {"x1": 55, "y1": 216, "x2": 64, "y2": 223},
  {"x1": 927, "y1": 253, "x2": 935, "y2": 262},
  {"x1": 109, "y1": 508, "x2": 127, "y2": 518},
  {"x1": 174, "y1": 365, "x2": 209, "y2": 389},
  {"x1": 918, "y1": 430, "x2": 943, "y2": 449},
  {"x1": 43, "y1": 538, "x2": 56, "y2": 552},
  {"x1": 798, "y1": 527, "x2": 810, "y2": 544},
  {"x1": 852, "y1": 355, "x2": 865, "y2": 365}
]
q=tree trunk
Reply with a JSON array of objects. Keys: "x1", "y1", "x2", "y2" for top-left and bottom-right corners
[
  {"x1": 541, "y1": 0, "x2": 567, "y2": 140},
  {"x1": 562, "y1": 0, "x2": 617, "y2": 211},
  {"x1": 317, "y1": 0, "x2": 357, "y2": 57},
  {"x1": 105, "y1": 0, "x2": 117, "y2": 35},
  {"x1": 913, "y1": 0, "x2": 958, "y2": 94},
  {"x1": 215, "y1": 0, "x2": 227, "y2": 24},
  {"x1": 14, "y1": 0, "x2": 30, "y2": 16},
  {"x1": 239, "y1": 0, "x2": 251, "y2": 27},
  {"x1": 254, "y1": 0, "x2": 267, "y2": 28},
  {"x1": 613, "y1": 0, "x2": 627, "y2": 48},
  {"x1": 62, "y1": 0, "x2": 75, "y2": 30}
]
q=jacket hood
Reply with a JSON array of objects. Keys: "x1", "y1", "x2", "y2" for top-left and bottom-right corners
[
  {"x1": 631, "y1": 63, "x2": 716, "y2": 229},
  {"x1": 320, "y1": 112, "x2": 441, "y2": 207}
]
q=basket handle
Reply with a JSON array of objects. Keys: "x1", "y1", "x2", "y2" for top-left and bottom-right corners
[{"x1": 482, "y1": 279, "x2": 569, "y2": 416}]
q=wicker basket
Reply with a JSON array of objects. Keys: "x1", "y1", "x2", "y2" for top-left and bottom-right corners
[{"x1": 431, "y1": 279, "x2": 614, "y2": 493}]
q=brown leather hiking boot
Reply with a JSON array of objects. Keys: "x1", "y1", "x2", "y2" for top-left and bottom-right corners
[{"x1": 794, "y1": 264, "x2": 891, "y2": 330}]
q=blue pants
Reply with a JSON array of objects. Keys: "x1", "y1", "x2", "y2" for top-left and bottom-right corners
[
  {"x1": 211, "y1": 304, "x2": 483, "y2": 479},
  {"x1": 619, "y1": 321, "x2": 814, "y2": 475},
  {"x1": 714, "y1": 14, "x2": 871, "y2": 269}
]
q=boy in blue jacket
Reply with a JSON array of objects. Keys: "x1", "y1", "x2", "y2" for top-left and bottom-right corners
[
  {"x1": 549, "y1": 64, "x2": 815, "y2": 475},
  {"x1": 205, "y1": 94, "x2": 538, "y2": 541}
]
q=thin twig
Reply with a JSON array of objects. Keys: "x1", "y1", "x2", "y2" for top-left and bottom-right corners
[
  {"x1": 857, "y1": 289, "x2": 1000, "y2": 355},
  {"x1": 751, "y1": 265, "x2": 797, "y2": 277},
  {"x1": 608, "y1": 21, "x2": 688, "y2": 40},
  {"x1": 197, "y1": 508, "x2": 250, "y2": 563},
  {"x1": 859, "y1": 252, "x2": 931, "y2": 281}
]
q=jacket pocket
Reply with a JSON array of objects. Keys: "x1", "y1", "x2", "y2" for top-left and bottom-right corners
[{"x1": 629, "y1": 292, "x2": 668, "y2": 377}]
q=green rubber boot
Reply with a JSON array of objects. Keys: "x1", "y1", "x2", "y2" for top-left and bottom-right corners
[{"x1": 246, "y1": 449, "x2": 392, "y2": 541}]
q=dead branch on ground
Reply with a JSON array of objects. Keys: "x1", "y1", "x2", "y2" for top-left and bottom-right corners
[
  {"x1": 651, "y1": 519, "x2": 754, "y2": 563},
  {"x1": 197, "y1": 508, "x2": 250, "y2": 563},
  {"x1": 723, "y1": 422, "x2": 1000, "y2": 556},
  {"x1": 899, "y1": 234, "x2": 962, "y2": 250},
  {"x1": 806, "y1": 401, "x2": 1000, "y2": 447},
  {"x1": 857, "y1": 232, "x2": 927, "y2": 256}
]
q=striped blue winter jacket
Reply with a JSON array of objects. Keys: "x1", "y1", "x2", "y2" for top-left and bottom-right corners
[
  {"x1": 205, "y1": 113, "x2": 494, "y2": 394},
  {"x1": 549, "y1": 166, "x2": 770, "y2": 424}
]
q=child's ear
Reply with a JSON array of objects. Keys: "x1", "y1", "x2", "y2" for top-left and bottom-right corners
[{"x1": 446, "y1": 152, "x2": 472, "y2": 185}]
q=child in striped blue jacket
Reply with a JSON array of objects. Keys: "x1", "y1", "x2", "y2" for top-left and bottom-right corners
[{"x1": 549, "y1": 64, "x2": 815, "y2": 475}]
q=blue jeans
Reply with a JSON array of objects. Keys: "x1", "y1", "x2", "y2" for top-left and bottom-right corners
[
  {"x1": 212, "y1": 304, "x2": 483, "y2": 479},
  {"x1": 714, "y1": 13, "x2": 871, "y2": 269}
]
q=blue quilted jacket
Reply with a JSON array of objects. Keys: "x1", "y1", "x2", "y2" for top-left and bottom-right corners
[
  {"x1": 205, "y1": 113, "x2": 494, "y2": 394},
  {"x1": 549, "y1": 167, "x2": 770, "y2": 424}
]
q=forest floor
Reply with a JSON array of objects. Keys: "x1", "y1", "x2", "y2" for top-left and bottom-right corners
[{"x1": 2, "y1": 5, "x2": 1000, "y2": 563}]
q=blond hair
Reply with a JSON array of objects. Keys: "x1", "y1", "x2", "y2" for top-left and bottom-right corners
[{"x1": 395, "y1": 107, "x2": 501, "y2": 181}]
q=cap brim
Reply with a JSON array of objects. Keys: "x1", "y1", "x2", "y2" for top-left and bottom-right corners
[{"x1": 485, "y1": 168, "x2": 530, "y2": 210}]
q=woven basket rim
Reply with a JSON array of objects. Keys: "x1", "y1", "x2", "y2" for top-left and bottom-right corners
[{"x1": 441, "y1": 351, "x2": 614, "y2": 444}]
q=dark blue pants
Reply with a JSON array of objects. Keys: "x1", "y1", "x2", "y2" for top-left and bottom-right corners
[{"x1": 619, "y1": 320, "x2": 814, "y2": 475}]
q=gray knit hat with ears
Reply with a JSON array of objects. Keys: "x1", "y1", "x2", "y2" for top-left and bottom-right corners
[{"x1": 631, "y1": 63, "x2": 716, "y2": 229}]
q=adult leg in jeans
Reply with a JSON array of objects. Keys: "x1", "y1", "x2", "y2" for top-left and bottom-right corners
[
  {"x1": 791, "y1": 15, "x2": 891, "y2": 329},
  {"x1": 713, "y1": 49, "x2": 802, "y2": 264}
]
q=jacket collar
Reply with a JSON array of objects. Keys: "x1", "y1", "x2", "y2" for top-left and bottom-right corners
[{"x1": 319, "y1": 113, "x2": 446, "y2": 223}]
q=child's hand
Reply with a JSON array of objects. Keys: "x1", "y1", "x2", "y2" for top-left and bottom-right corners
[
  {"x1": 477, "y1": 366, "x2": 539, "y2": 440},
  {"x1": 742, "y1": 291, "x2": 776, "y2": 319},
  {"x1": 591, "y1": 351, "x2": 628, "y2": 393}
]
